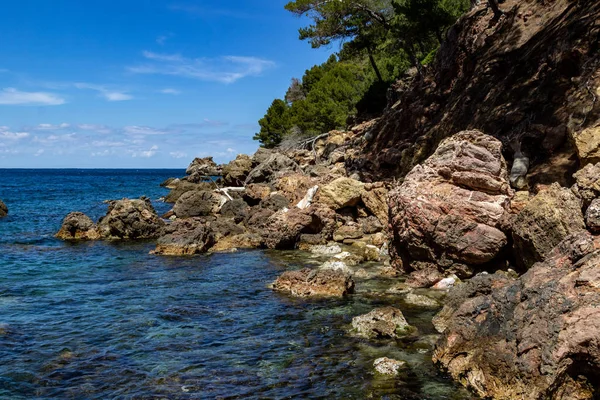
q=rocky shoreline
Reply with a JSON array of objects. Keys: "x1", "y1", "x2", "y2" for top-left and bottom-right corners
[{"x1": 53, "y1": 123, "x2": 600, "y2": 397}]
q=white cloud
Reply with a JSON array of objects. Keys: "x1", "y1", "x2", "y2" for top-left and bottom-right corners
[
  {"x1": 156, "y1": 33, "x2": 173, "y2": 46},
  {"x1": 77, "y1": 124, "x2": 112, "y2": 134},
  {"x1": 124, "y1": 125, "x2": 171, "y2": 135},
  {"x1": 34, "y1": 123, "x2": 71, "y2": 130},
  {"x1": 133, "y1": 145, "x2": 158, "y2": 158},
  {"x1": 74, "y1": 83, "x2": 133, "y2": 102},
  {"x1": 160, "y1": 88, "x2": 181, "y2": 95},
  {"x1": 92, "y1": 140, "x2": 125, "y2": 147},
  {"x1": 0, "y1": 88, "x2": 65, "y2": 106},
  {"x1": 91, "y1": 149, "x2": 112, "y2": 157},
  {"x1": 34, "y1": 149, "x2": 45, "y2": 157},
  {"x1": 129, "y1": 51, "x2": 275, "y2": 84},
  {"x1": 0, "y1": 127, "x2": 30, "y2": 140},
  {"x1": 170, "y1": 151, "x2": 188, "y2": 159}
]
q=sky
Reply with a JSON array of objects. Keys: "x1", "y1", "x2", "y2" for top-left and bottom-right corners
[{"x1": 0, "y1": 0, "x2": 334, "y2": 168}]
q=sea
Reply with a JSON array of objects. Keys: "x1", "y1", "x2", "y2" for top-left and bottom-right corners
[{"x1": 0, "y1": 169, "x2": 475, "y2": 399}]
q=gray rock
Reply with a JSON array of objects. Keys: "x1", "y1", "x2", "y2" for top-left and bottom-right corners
[
  {"x1": 245, "y1": 153, "x2": 300, "y2": 185},
  {"x1": 586, "y1": 198, "x2": 600, "y2": 233},
  {"x1": 173, "y1": 190, "x2": 225, "y2": 218},
  {"x1": 373, "y1": 357, "x2": 406, "y2": 376},
  {"x1": 97, "y1": 197, "x2": 165, "y2": 240}
]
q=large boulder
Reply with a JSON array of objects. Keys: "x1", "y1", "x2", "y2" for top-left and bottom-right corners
[
  {"x1": 153, "y1": 218, "x2": 215, "y2": 256},
  {"x1": 221, "y1": 154, "x2": 253, "y2": 186},
  {"x1": 433, "y1": 232, "x2": 600, "y2": 400},
  {"x1": 245, "y1": 153, "x2": 300, "y2": 185},
  {"x1": 55, "y1": 212, "x2": 100, "y2": 240},
  {"x1": 97, "y1": 197, "x2": 164, "y2": 240},
  {"x1": 271, "y1": 268, "x2": 354, "y2": 297},
  {"x1": 251, "y1": 147, "x2": 274, "y2": 166},
  {"x1": 0, "y1": 200, "x2": 7, "y2": 218},
  {"x1": 388, "y1": 130, "x2": 512, "y2": 273},
  {"x1": 219, "y1": 198, "x2": 249, "y2": 223},
  {"x1": 572, "y1": 125, "x2": 600, "y2": 165},
  {"x1": 185, "y1": 156, "x2": 221, "y2": 176},
  {"x1": 511, "y1": 183, "x2": 585, "y2": 269},
  {"x1": 317, "y1": 177, "x2": 364, "y2": 210},
  {"x1": 351, "y1": 307, "x2": 412, "y2": 339},
  {"x1": 173, "y1": 190, "x2": 226, "y2": 218}
]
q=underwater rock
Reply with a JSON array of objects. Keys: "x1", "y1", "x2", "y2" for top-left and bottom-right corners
[
  {"x1": 373, "y1": 357, "x2": 406, "y2": 376},
  {"x1": 271, "y1": 268, "x2": 354, "y2": 297},
  {"x1": 351, "y1": 307, "x2": 412, "y2": 339}
]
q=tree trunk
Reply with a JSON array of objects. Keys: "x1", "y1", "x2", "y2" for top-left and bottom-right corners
[
  {"x1": 405, "y1": 42, "x2": 424, "y2": 77},
  {"x1": 488, "y1": 0, "x2": 503, "y2": 19},
  {"x1": 367, "y1": 47, "x2": 384, "y2": 83}
]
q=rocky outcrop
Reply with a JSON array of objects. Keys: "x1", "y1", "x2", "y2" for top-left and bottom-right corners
[
  {"x1": 572, "y1": 163, "x2": 600, "y2": 207},
  {"x1": 511, "y1": 183, "x2": 585, "y2": 269},
  {"x1": 271, "y1": 268, "x2": 354, "y2": 297},
  {"x1": 389, "y1": 130, "x2": 512, "y2": 274},
  {"x1": 317, "y1": 177, "x2": 364, "y2": 210},
  {"x1": 173, "y1": 190, "x2": 226, "y2": 218},
  {"x1": 55, "y1": 212, "x2": 101, "y2": 240},
  {"x1": 433, "y1": 232, "x2": 600, "y2": 399},
  {"x1": 262, "y1": 206, "x2": 335, "y2": 250},
  {"x1": 351, "y1": 307, "x2": 412, "y2": 339},
  {"x1": 97, "y1": 197, "x2": 164, "y2": 240},
  {"x1": 0, "y1": 200, "x2": 7, "y2": 218},
  {"x1": 164, "y1": 181, "x2": 214, "y2": 203},
  {"x1": 185, "y1": 156, "x2": 221, "y2": 176},
  {"x1": 245, "y1": 153, "x2": 299, "y2": 185},
  {"x1": 219, "y1": 198, "x2": 249, "y2": 223},
  {"x1": 152, "y1": 218, "x2": 215, "y2": 256},
  {"x1": 221, "y1": 154, "x2": 253, "y2": 186},
  {"x1": 361, "y1": 183, "x2": 389, "y2": 225}
]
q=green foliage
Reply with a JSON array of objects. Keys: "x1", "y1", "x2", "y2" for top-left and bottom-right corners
[
  {"x1": 253, "y1": 99, "x2": 291, "y2": 148},
  {"x1": 253, "y1": 0, "x2": 472, "y2": 147}
]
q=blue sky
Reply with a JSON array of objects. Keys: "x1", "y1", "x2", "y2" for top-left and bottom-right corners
[{"x1": 0, "y1": 0, "x2": 333, "y2": 168}]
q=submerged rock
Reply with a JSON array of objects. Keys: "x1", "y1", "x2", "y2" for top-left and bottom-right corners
[
  {"x1": 0, "y1": 200, "x2": 7, "y2": 218},
  {"x1": 433, "y1": 231, "x2": 600, "y2": 399},
  {"x1": 55, "y1": 212, "x2": 101, "y2": 240},
  {"x1": 152, "y1": 218, "x2": 215, "y2": 256},
  {"x1": 389, "y1": 130, "x2": 511, "y2": 273},
  {"x1": 271, "y1": 268, "x2": 354, "y2": 297},
  {"x1": 97, "y1": 197, "x2": 164, "y2": 240},
  {"x1": 351, "y1": 307, "x2": 412, "y2": 339},
  {"x1": 373, "y1": 357, "x2": 406, "y2": 376}
]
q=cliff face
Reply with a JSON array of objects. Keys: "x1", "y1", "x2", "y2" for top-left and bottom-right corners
[{"x1": 358, "y1": 0, "x2": 600, "y2": 185}]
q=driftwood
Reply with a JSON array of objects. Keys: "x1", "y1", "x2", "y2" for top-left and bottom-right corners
[
  {"x1": 296, "y1": 186, "x2": 319, "y2": 210},
  {"x1": 215, "y1": 187, "x2": 245, "y2": 201}
]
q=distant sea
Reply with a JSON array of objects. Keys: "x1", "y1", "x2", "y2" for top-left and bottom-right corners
[{"x1": 0, "y1": 169, "x2": 473, "y2": 399}]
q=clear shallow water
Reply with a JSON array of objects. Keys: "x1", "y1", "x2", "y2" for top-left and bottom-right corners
[{"x1": 0, "y1": 169, "x2": 475, "y2": 399}]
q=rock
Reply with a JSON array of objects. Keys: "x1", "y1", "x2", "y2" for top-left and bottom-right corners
[
  {"x1": 351, "y1": 307, "x2": 412, "y2": 339},
  {"x1": 164, "y1": 181, "x2": 215, "y2": 203},
  {"x1": 573, "y1": 163, "x2": 600, "y2": 207},
  {"x1": 245, "y1": 153, "x2": 300, "y2": 185},
  {"x1": 320, "y1": 260, "x2": 351, "y2": 274},
  {"x1": 243, "y1": 184, "x2": 272, "y2": 206},
  {"x1": 351, "y1": 241, "x2": 380, "y2": 262},
  {"x1": 586, "y1": 198, "x2": 600, "y2": 233},
  {"x1": 404, "y1": 293, "x2": 440, "y2": 308},
  {"x1": 160, "y1": 177, "x2": 180, "y2": 189},
  {"x1": 433, "y1": 231, "x2": 600, "y2": 399},
  {"x1": 509, "y1": 151, "x2": 530, "y2": 190},
  {"x1": 404, "y1": 265, "x2": 443, "y2": 288},
  {"x1": 97, "y1": 197, "x2": 164, "y2": 240},
  {"x1": 333, "y1": 251, "x2": 364, "y2": 266},
  {"x1": 209, "y1": 232, "x2": 262, "y2": 253},
  {"x1": 572, "y1": 125, "x2": 600, "y2": 165},
  {"x1": 0, "y1": 200, "x2": 7, "y2": 218},
  {"x1": 209, "y1": 218, "x2": 245, "y2": 242},
  {"x1": 173, "y1": 190, "x2": 226, "y2": 218},
  {"x1": 262, "y1": 206, "x2": 335, "y2": 250},
  {"x1": 360, "y1": 215, "x2": 383, "y2": 234},
  {"x1": 271, "y1": 268, "x2": 354, "y2": 297},
  {"x1": 309, "y1": 244, "x2": 342, "y2": 255},
  {"x1": 389, "y1": 130, "x2": 511, "y2": 273},
  {"x1": 245, "y1": 207, "x2": 275, "y2": 231},
  {"x1": 511, "y1": 183, "x2": 585, "y2": 269},
  {"x1": 259, "y1": 194, "x2": 290, "y2": 211},
  {"x1": 274, "y1": 173, "x2": 316, "y2": 205},
  {"x1": 186, "y1": 156, "x2": 221, "y2": 176},
  {"x1": 152, "y1": 218, "x2": 215, "y2": 256},
  {"x1": 373, "y1": 357, "x2": 406, "y2": 376},
  {"x1": 317, "y1": 177, "x2": 365, "y2": 210},
  {"x1": 55, "y1": 212, "x2": 100, "y2": 240},
  {"x1": 219, "y1": 198, "x2": 249, "y2": 223},
  {"x1": 333, "y1": 224, "x2": 363, "y2": 242},
  {"x1": 361, "y1": 183, "x2": 389, "y2": 225},
  {"x1": 222, "y1": 154, "x2": 253, "y2": 186},
  {"x1": 251, "y1": 147, "x2": 273, "y2": 166},
  {"x1": 432, "y1": 275, "x2": 459, "y2": 290}
]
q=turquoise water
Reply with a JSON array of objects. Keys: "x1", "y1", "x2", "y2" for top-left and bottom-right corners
[{"x1": 0, "y1": 169, "x2": 474, "y2": 399}]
